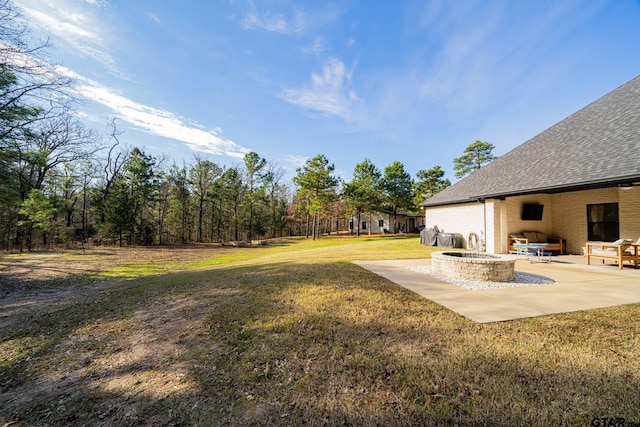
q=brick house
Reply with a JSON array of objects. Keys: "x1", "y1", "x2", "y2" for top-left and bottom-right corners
[{"x1": 419, "y1": 75, "x2": 640, "y2": 255}]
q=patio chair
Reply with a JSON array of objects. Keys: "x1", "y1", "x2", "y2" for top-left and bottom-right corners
[
  {"x1": 628, "y1": 236, "x2": 640, "y2": 246},
  {"x1": 624, "y1": 237, "x2": 640, "y2": 256},
  {"x1": 585, "y1": 238, "x2": 639, "y2": 269}
]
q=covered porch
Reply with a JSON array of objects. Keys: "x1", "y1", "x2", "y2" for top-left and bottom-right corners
[{"x1": 424, "y1": 185, "x2": 640, "y2": 256}]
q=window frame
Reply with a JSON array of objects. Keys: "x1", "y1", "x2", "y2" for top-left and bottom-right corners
[{"x1": 587, "y1": 203, "x2": 619, "y2": 242}]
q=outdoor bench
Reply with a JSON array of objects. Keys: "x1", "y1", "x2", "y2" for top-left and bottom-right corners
[
  {"x1": 508, "y1": 231, "x2": 563, "y2": 254},
  {"x1": 585, "y1": 240, "x2": 639, "y2": 269}
]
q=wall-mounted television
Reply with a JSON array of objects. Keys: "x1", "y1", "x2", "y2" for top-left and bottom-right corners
[{"x1": 521, "y1": 204, "x2": 544, "y2": 221}]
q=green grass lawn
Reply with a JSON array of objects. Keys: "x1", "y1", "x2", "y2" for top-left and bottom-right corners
[{"x1": 1, "y1": 235, "x2": 638, "y2": 426}]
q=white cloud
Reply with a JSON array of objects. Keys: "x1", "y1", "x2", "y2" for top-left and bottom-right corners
[
  {"x1": 414, "y1": 1, "x2": 604, "y2": 114},
  {"x1": 146, "y1": 12, "x2": 161, "y2": 25},
  {"x1": 282, "y1": 154, "x2": 308, "y2": 169},
  {"x1": 417, "y1": 7, "x2": 504, "y2": 110},
  {"x1": 240, "y1": 3, "x2": 341, "y2": 36},
  {"x1": 280, "y1": 58, "x2": 359, "y2": 121},
  {"x1": 242, "y1": 8, "x2": 298, "y2": 35},
  {"x1": 24, "y1": 7, "x2": 100, "y2": 41},
  {"x1": 57, "y1": 66, "x2": 250, "y2": 159},
  {"x1": 303, "y1": 38, "x2": 327, "y2": 56},
  {"x1": 16, "y1": 0, "x2": 121, "y2": 76}
]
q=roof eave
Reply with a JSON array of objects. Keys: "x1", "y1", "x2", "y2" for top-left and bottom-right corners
[{"x1": 420, "y1": 175, "x2": 640, "y2": 208}]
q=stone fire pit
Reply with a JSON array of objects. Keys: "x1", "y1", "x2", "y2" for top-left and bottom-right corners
[{"x1": 431, "y1": 251, "x2": 516, "y2": 282}]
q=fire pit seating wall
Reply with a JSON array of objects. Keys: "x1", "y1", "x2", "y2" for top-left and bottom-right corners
[
  {"x1": 432, "y1": 252, "x2": 516, "y2": 282},
  {"x1": 508, "y1": 231, "x2": 564, "y2": 254}
]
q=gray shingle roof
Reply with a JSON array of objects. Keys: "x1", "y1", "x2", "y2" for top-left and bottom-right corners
[{"x1": 421, "y1": 75, "x2": 640, "y2": 207}]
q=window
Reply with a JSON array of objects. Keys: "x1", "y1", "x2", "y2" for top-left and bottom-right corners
[
  {"x1": 587, "y1": 203, "x2": 619, "y2": 241},
  {"x1": 378, "y1": 219, "x2": 384, "y2": 227},
  {"x1": 362, "y1": 221, "x2": 367, "y2": 230}
]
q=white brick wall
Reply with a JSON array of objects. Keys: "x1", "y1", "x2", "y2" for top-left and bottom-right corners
[{"x1": 425, "y1": 202, "x2": 485, "y2": 249}]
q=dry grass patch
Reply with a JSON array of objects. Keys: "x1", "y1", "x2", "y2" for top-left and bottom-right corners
[{"x1": 1, "y1": 236, "x2": 639, "y2": 425}]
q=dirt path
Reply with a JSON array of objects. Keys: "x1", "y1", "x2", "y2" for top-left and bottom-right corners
[
  {"x1": 0, "y1": 246, "x2": 229, "y2": 425},
  {"x1": 0, "y1": 246, "x2": 223, "y2": 329}
]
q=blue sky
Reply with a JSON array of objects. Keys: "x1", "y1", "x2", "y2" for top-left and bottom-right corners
[{"x1": 15, "y1": 0, "x2": 640, "y2": 184}]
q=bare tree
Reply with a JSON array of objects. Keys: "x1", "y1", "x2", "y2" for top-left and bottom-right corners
[
  {"x1": 15, "y1": 111, "x2": 101, "y2": 197},
  {"x1": 93, "y1": 118, "x2": 129, "y2": 222},
  {"x1": 0, "y1": 0, "x2": 73, "y2": 145}
]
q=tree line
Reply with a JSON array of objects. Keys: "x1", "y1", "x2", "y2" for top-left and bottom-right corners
[{"x1": 0, "y1": 1, "x2": 496, "y2": 250}]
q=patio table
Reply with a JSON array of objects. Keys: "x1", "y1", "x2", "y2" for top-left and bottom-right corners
[{"x1": 512, "y1": 242, "x2": 552, "y2": 263}]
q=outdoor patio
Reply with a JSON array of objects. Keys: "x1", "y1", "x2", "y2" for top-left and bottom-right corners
[{"x1": 355, "y1": 255, "x2": 640, "y2": 323}]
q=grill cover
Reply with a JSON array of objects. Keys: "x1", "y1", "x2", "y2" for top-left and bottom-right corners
[
  {"x1": 420, "y1": 226, "x2": 439, "y2": 246},
  {"x1": 436, "y1": 233, "x2": 463, "y2": 248}
]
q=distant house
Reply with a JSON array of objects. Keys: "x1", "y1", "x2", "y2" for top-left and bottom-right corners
[
  {"x1": 419, "y1": 75, "x2": 640, "y2": 254},
  {"x1": 349, "y1": 211, "x2": 425, "y2": 234}
]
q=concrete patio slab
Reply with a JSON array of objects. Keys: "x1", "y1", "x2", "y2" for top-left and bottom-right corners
[{"x1": 353, "y1": 257, "x2": 640, "y2": 323}]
